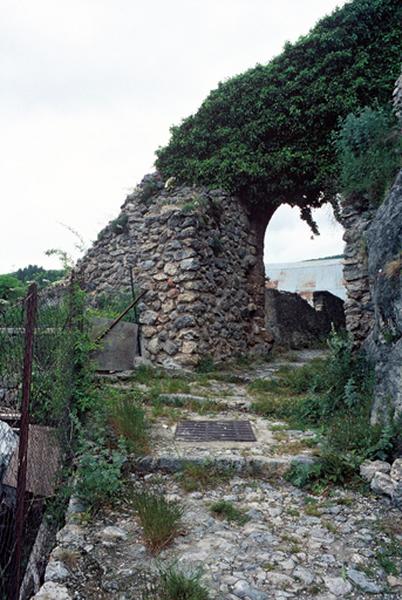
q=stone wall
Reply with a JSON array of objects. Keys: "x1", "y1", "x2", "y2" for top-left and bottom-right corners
[
  {"x1": 76, "y1": 175, "x2": 272, "y2": 368},
  {"x1": 265, "y1": 289, "x2": 345, "y2": 350},
  {"x1": 341, "y1": 199, "x2": 376, "y2": 346},
  {"x1": 341, "y1": 70, "x2": 402, "y2": 420}
]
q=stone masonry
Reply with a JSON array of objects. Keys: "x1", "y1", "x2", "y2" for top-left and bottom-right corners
[
  {"x1": 76, "y1": 175, "x2": 273, "y2": 368},
  {"x1": 340, "y1": 198, "x2": 376, "y2": 346}
]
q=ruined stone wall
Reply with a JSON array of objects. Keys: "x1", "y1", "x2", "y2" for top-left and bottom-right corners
[
  {"x1": 341, "y1": 70, "x2": 402, "y2": 420},
  {"x1": 341, "y1": 200, "x2": 376, "y2": 345},
  {"x1": 341, "y1": 69, "x2": 402, "y2": 347},
  {"x1": 76, "y1": 175, "x2": 272, "y2": 368}
]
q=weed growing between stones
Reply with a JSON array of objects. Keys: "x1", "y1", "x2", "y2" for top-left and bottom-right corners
[
  {"x1": 177, "y1": 461, "x2": 235, "y2": 492},
  {"x1": 209, "y1": 500, "x2": 249, "y2": 525},
  {"x1": 131, "y1": 490, "x2": 184, "y2": 553},
  {"x1": 143, "y1": 566, "x2": 209, "y2": 600},
  {"x1": 375, "y1": 537, "x2": 402, "y2": 576}
]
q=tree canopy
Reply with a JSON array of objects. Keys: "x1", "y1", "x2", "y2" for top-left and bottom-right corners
[{"x1": 156, "y1": 0, "x2": 402, "y2": 223}]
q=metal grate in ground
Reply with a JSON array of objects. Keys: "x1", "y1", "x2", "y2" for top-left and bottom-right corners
[{"x1": 175, "y1": 420, "x2": 256, "y2": 442}]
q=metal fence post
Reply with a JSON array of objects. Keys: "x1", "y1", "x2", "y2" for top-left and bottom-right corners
[{"x1": 12, "y1": 282, "x2": 38, "y2": 600}]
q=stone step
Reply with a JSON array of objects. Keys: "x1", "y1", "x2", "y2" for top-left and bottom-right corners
[{"x1": 132, "y1": 453, "x2": 315, "y2": 477}]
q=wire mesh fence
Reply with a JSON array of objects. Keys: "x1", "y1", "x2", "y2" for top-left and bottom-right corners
[{"x1": 0, "y1": 279, "x2": 80, "y2": 600}]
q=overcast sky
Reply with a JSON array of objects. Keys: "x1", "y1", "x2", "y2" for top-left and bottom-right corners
[{"x1": 0, "y1": 0, "x2": 346, "y2": 274}]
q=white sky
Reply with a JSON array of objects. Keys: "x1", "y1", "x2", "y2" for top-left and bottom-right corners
[{"x1": 0, "y1": 0, "x2": 346, "y2": 274}]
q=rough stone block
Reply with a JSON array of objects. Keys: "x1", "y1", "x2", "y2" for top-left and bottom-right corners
[{"x1": 91, "y1": 318, "x2": 139, "y2": 371}]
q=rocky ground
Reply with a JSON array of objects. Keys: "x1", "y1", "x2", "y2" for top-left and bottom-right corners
[{"x1": 35, "y1": 351, "x2": 402, "y2": 600}]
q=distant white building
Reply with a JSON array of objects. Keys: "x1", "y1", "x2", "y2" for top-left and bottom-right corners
[{"x1": 265, "y1": 257, "x2": 345, "y2": 302}]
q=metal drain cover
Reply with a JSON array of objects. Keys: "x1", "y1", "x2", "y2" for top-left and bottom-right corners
[{"x1": 175, "y1": 420, "x2": 256, "y2": 442}]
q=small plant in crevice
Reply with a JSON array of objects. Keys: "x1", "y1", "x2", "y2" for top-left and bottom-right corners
[
  {"x1": 142, "y1": 566, "x2": 210, "y2": 600},
  {"x1": 375, "y1": 537, "x2": 402, "y2": 576},
  {"x1": 195, "y1": 355, "x2": 216, "y2": 374},
  {"x1": 110, "y1": 213, "x2": 128, "y2": 234},
  {"x1": 209, "y1": 500, "x2": 249, "y2": 525},
  {"x1": 141, "y1": 179, "x2": 161, "y2": 202},
  {"x1": 131, "y1": 490, "x2": 184, "y2": 553}
]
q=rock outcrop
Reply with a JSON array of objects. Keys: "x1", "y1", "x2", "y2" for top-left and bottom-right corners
[{"x1": 365, "y1": 170, "x2": 402, "y2": 422}]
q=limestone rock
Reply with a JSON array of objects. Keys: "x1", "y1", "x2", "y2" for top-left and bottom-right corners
[
  {"x1": 370, "y1": 472, "x2": 395, "y2": 497},
  {"x1": 360, "y1": 460, "x2": 391, "y2": 483},
  {"x1": 32, "y1": 582, "x2": 72, "y2": 600},
  {"x1": 347, "y1": 568, "x2": 383, "y2": 594},
  {"x1": 324, "y1": 576, "x2": 352, "y2": 596},
  {"x1": 390, "y1": 458, "x2": 402, "y2": 481}
]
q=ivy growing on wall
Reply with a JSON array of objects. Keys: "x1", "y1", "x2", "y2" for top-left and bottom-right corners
[{"x1": 156, "y1": 0, "x2": 402, "y2": 226}]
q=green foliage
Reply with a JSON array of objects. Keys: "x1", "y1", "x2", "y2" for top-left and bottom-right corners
[
  {"x1": 376, "y1": 537, "x2": 402, "y2": 575},
  {"x1": 0, "y1": 274, "x2": 25, "y2": 302},
  {"x1": 110, "y1": 213, "x2": 129, "y2": 234},
  {"x1": 209, "y1": 500, "x2": 249, "y2": 525},
  {"x1": 88, "y1": 291, "x2": 139, "y2": 323},
  {"x1": 11, "y1": 264, "x2": 65, "y2": 288},
  {"x1": 251, "y1": 330, "x2": 401, "y2": 489},
  {"x1": 75, "y1": 439, "x2": 126, "y2": 509},
  {"x1": 195, "y1": 355, "x2": 216, "y2": 374},
  {"x1": 145, "y1": 566, "x2": 209, "y2": 600},
  {"x1": 178, "y1": 461, "x2": 234, "y2": 492},
  {"x1": 132, "y1": 490, "x2": 183, "y2": 553},
  {"x1": 156, "y1": 0, "x2": 402, "y2": 219},
  {"x1": 335, "y1": 105, "x2": 401, "y2": 203},
  {"x1": 106, "y1": 388, "x2": 149, "y2": 453}
]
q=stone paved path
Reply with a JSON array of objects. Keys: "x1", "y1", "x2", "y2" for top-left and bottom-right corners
[{"x1": 36, "y1": 351, "x2": 402, "y2": 600}]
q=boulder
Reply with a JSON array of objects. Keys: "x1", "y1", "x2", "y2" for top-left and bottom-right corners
[{"x1": 360, "y1": 460, "x2": 391, "y2": 483}]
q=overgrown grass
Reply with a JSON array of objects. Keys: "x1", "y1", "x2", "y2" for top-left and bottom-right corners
[
  {"x1": 178, "y1": 461, "x2": 234, "y2": 492},
  {"x1": 144, "y1": 566, "x2": 209, "y2": 600},
  {"x1": 132, "y1": 490, "x2": 183, "y2": 553},
  {"x1": 209, "y1": 500, "x2": 249, "y2": 525},
  {"x1": 106, "y1": 388, "x2": 149, "y2": 453},
  {"x1": 250, "y1": 331, "x2": 402, "y2": 489}
]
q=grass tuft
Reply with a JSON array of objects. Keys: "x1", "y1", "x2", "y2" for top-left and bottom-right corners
[
  {"x1": 209, "y1": 500, "x2": 249, "y2": 525},
  {"x1": 107, "y1": 388, "x2": 149, "y2": 453},
  {"x1": 144, "y1": 566, "x2": 209, "y2": 600},
  {"x1": 132, "y1": 490, "x2": 183, "y2": 553}
]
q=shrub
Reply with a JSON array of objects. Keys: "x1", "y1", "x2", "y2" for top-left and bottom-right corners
[
  {"x1": 209, "y1": 500, "x2": 249, "y2": 525},
  {"x1": 0, "y1": 274, "x2": 26, "y2": 303},
  {"x1": 132, "y1": 491, "x2": 183, "y2": 553},
  {"x1": 335, "y1": 105, "x2": 401, "y2": 204},
  {"x1": 75, "y1": 440, "x2": 126, "y2": 509}
]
